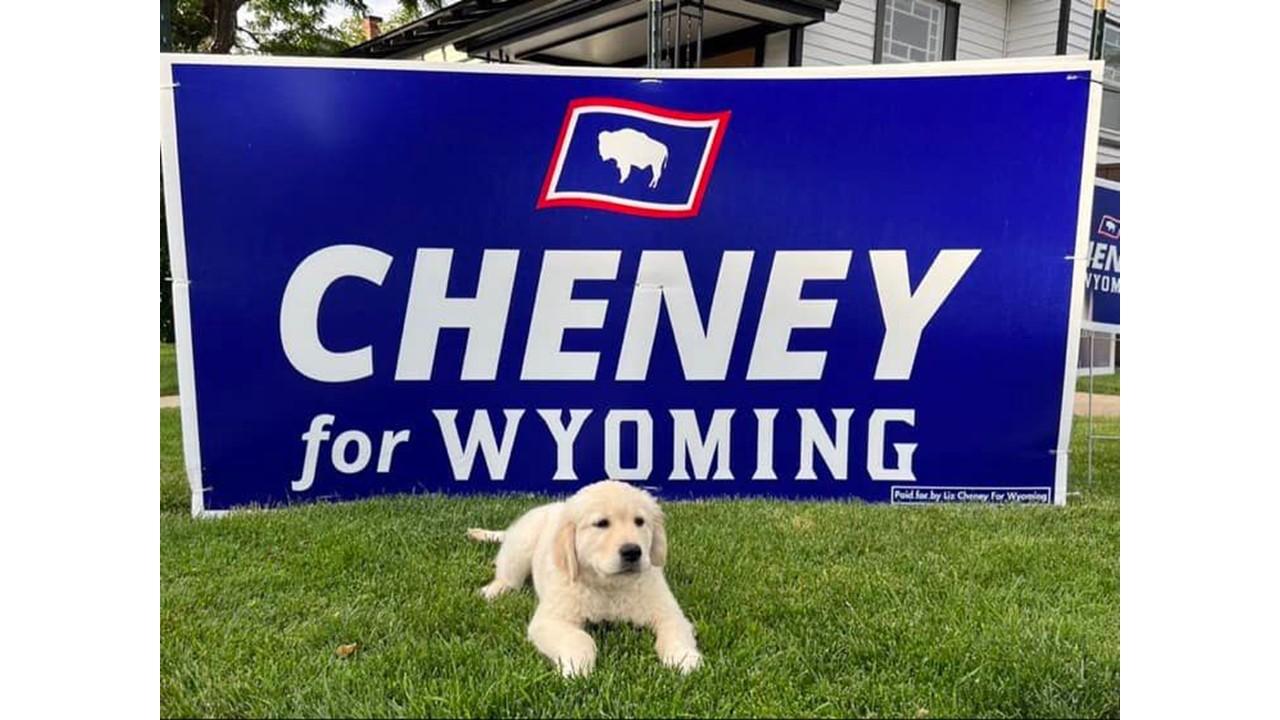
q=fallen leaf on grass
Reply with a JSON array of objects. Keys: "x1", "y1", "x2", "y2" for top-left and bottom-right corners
[
  {"x1": 915, "y1": 709, "x2": 929, "y2": 718},
  {"x1": 791, "y1": 514, "x2": 815, "y2": 531},
  {"x1": 335, "y1": 643, "x2": 359, "y2": 659}
]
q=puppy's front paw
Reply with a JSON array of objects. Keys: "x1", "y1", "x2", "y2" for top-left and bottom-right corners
[
  {"x1": 661, "y1": 646, "x2": 702, "y2": 674},
  {"x1": 478, "y1": 581, "x2": 511, "y2": 601},
  {"x1": 556, "y1": 649, "x2": 596, "y2": 678}
]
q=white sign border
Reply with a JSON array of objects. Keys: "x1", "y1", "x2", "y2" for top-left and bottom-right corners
[
  {"x1": 1056, "y1": 66, "x2": 1105, "y2": 505},
  {"x1": 159, "y1": 54, "x2": 1105, "y2": 516},
  {"x1": 160, "y1": 60, "x2": 217, "y2": 517}
]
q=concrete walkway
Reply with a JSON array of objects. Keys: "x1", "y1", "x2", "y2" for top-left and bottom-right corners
[
  {"x1": 1073, "y1": 392, "x2": 1119, "y2": 417},
  {"x1": 162, "y1": 393, "x2": 1119, "y2": 416}
]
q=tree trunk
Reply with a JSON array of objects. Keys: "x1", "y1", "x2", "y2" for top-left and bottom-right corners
[{"x1": 206, "y1": 0, "x2": 244, "y2": 54}]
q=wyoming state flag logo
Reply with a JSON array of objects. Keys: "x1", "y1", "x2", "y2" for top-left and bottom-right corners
[{"x1": 537, "y1": 98, "x2": 731, "y2": 219}]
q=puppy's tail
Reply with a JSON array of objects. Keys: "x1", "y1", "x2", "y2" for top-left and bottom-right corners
[{"x1": 466, "y1": 527, "x2": 505, "y2": 544}]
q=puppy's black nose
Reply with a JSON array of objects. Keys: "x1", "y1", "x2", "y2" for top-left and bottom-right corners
[{"x1": 620, "y1": 544, "x2": 642, "y2": 563}]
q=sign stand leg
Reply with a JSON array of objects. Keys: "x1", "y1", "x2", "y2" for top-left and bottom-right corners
[{"x1": 1087, "y1": 330, "x2": 1095, "y2": 491}]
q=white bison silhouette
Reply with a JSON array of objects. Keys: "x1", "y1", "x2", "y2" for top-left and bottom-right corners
[{"x1": 597, "y1": 128, "x2": 668, "y2": 189}]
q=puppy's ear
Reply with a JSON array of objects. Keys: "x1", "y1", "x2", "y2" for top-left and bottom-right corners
[
  {"x1": 650, "y1": 508, "x2": 668, "y2": 568},
  {"x1": 554, "y1": 521, "x2": 578, "y2": 583}
]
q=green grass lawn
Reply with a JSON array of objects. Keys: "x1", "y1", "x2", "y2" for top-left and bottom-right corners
[
  {"x1": 161, "y1": 343, "x2": 179, "y2": 396},
  {"x1": 161, "y1": 410, "x2": 1118, "y2": 718},
  {"x1": 1076, "y1": 371, "x2": 1119, "y2": 396}
]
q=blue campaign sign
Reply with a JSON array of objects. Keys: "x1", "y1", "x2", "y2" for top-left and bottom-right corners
[
  {"x1": 1086, "y1": 180, "x2": 1121, "y2": 329},
  {"x1": 160, "y1": 56, "x2": 1102, "y2": 515}
]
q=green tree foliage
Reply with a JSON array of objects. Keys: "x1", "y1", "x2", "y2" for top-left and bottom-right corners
[
  {"x1": 170, "y1": 0, "x2": 438, "y2": 56},
  {"x1": 380, "y1": 1, "x2": 427, "y2": 33}
]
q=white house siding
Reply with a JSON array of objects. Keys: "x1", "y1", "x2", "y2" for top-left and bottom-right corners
[
  {"x1": 1062, "y1": 0, "x2": 1093, "y2": 55},
  {"x1": 955, "y1": 0, "x2": 1008, "y2": 59},
  {"x1": 802, "y1": 0, "x2": 876, "y2": 66},
  {"x1": 1006, "y1": 0, "x2": 1062, "y2": 57},
  {"x1": 804, "y1": 1, "x2": 1007, "y2": 66}
]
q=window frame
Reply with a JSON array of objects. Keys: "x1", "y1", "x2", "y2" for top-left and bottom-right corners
[
  {"x1": 1101, "y1": 18, "x2": 1120, "y2": 87},
  {"x1": 1099, "y1": 18, "x2": 1120, "y2": 139},
  {"x1": 873, "y1": 0, "x2": 959, "y2": 64}
]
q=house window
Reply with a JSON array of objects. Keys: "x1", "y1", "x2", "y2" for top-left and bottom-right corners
[
  {"x1": 1100, "y1": 20, "x2": 1119, "y2": 134},
  {"x1": 1101, "y1": 86, "x2": 1119, "y2": 133},
  {"x1": 876, "y1": 0, "x2": 958, "y2": 64},
  {"x1": 1102, "y1": 20, "x2": 1120, "y2": 85}
]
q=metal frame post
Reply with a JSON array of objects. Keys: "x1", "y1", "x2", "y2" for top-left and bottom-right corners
[
  {"x1": 1089, "y1": 0, "x2": 1108, "y2": 60},
  {"x1": 648, "y1": 0, "x2": 704, "y2": 69},
  {"x1": 648, "y1": 0, "x2": 662, "y2": 68},
  {"x1": 1080, "y1": 326, "x2": 1120, "y2": 497},
  {"x1": 1087, "y1": 329, "x2": 1094, "y2": 487}
]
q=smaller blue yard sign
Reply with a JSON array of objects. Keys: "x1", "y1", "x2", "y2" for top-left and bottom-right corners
[{"x1": 1086, "y1": 179, "x2": 1120, "y2": 330}]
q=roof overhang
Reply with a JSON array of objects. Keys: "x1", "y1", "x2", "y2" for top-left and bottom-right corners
[{"x1": 343, "y1": 0, "x2": 839, "y2": 65}]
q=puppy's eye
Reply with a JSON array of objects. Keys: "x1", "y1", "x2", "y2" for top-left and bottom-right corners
[
  {"x1": 635, "y1": 517, "x2": 645, "y2": 527},
  {"x1": 594, "y1": 518, "x2": 610, "y2": 529}
]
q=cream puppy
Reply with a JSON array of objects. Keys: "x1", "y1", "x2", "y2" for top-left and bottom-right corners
[{"x1": 467, "y1": 480, "x2": 701, "y2": 677}]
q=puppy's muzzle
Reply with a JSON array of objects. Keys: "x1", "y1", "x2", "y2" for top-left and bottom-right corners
[{"x1": 619, "y1": 543, "x2": 642, "y2": 565}]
